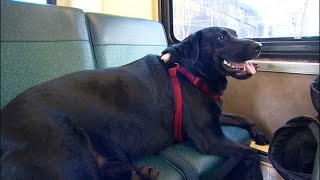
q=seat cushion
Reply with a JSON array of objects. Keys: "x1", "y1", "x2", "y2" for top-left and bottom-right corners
[
  {"x1": 0, "y1": 1, "x2": 95, "y2": 108},
  {"x1": 133, "y1": 155, "x2": 185, "y2": 180},
  {"x1": 158, "y1": 126, "x2": 250, "y2": 179}
]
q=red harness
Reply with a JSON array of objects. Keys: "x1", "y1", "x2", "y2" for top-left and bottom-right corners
[{"x1": 168, "y1": 64, "x2": 221, "y2": 141}]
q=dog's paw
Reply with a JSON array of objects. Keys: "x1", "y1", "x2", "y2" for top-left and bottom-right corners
[
  {"x1": 132, "y1": 166, "x2": 159, "y2": 180},
  {"x1": 250, "y1": 127, "x2": 269, "y2": 145}
]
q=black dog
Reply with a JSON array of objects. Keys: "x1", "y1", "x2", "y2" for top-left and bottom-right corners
[{"x1": 1, "y1": 27, "x2": 268, "y2": 180}]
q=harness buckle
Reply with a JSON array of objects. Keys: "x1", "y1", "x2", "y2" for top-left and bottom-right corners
[{"x1": 192, "y1": 77, "x2": 204, "y2": 88}]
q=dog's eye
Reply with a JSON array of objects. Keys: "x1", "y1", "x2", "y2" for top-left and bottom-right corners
[{"x1": 217, "y1": 35, "x2": 225, "y2": 40}]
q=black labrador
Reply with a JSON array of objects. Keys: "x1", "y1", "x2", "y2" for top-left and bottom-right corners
[{"x1": 1, "y1": 27, "x2": 268, "y2": 180}]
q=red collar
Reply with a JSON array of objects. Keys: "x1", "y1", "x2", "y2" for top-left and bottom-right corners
[{"x1": 168, "y1": 64, "x2": 221, "y2": 141}]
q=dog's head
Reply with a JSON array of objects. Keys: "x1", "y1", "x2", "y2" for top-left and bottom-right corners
[{"x1": 162, "y1": 27, "x2": 262, "y2": 80}]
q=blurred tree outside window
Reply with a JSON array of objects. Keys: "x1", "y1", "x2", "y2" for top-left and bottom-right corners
[{"x1": 173, "y1": 0, "x2": 319, "y2": 40}]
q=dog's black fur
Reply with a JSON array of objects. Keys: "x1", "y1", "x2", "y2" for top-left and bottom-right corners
[{"x1": 1, "y1": 27, "x2": 268, "y2": 180}]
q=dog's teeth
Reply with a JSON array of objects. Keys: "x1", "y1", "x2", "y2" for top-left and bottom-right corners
[
  {"x1": 223, "y1": 60, "x2": 228, "y2": 65},
  {"x1": 231, "y1": 65, "x2": 235, "y2": 68},
  {"x1": 227, "y1": 63, "x2": 231, "y2": 67}
]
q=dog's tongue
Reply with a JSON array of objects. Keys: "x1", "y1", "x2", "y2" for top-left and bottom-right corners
[
  {"x1": 244, "y1": 62, "x2": 256, "y2": 74},
  {"x1": 232, "y1": 62, "x2": 256, "y2": 74}
]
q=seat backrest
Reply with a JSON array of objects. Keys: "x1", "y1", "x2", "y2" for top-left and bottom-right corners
[
  {"x1": 86, "y1": 13, "x2": 168, "y2": 68},
  {"x1": 0, "y1": 1, "x2": 95, "y2": 108}
]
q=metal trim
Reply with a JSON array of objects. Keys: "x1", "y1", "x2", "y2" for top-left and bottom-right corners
[{"x1": 250, "y1": 59, "x2": 319, "y2": 75}]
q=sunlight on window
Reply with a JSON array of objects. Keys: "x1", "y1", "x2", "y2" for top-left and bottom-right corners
[{"x1": 173, "y1": 0, "x2": 319, "y2": 40}]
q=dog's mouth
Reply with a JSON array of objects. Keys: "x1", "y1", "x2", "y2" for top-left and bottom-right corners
[
  {"x1": 222, "y1": 60, "x2": 257, "y2": 74},
  {"x1": 220, "y1": 59, "x2": 259, "y2": 79}
]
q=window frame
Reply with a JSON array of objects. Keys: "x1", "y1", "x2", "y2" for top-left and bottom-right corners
[{"x1": 159, "y1": 0, "x2": 320, "y2": 61}]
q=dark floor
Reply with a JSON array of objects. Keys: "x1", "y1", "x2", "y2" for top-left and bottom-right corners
[{"x1": 260, "y1": 154, "x2": 283, "y2": 180}]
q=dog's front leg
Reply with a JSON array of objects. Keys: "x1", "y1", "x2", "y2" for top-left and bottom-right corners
[
  {"x1": 220, "y1": 113, "x2": 269, "y2": 145},
  {"x1": 189, "y1": 129, "x2": 263, "y2": 180}
]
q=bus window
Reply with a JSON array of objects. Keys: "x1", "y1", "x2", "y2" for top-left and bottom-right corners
[{"x1": 172, "y1": 0, "x2": 319, "y2": 40}]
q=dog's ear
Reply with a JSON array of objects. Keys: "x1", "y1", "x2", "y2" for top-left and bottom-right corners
[
  {"x1": 161, "y1": 31, "x2": 202, "y2": 64},
  {"x1": 186, "y1": 31, "x2": 202, "y2": 64}
]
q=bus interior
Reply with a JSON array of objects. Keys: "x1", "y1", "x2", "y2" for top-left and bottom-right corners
[{"x1": 1, "y1": 0, "x2": 319, "y2": 180}]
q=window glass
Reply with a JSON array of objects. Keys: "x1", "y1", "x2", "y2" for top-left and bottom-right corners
[
  {"x1": 12, "y1": 0, "x2": 47, "y2": 4},
  {"x1": 173, "y1": 0, "x2": 319, "y2": 40},
  {"x1": 56, "y1": 0, "x2": 157, "y2": 20}
]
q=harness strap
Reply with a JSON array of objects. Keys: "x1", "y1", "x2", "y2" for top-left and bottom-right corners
[
  {"x1": 175, "y1": 64, "x2": 221, "y2": 101},
  {"x1": 168, "y1": 64, "x2": 221, "y2": 141},
  {"x1": 168, "y1": 67, "x2": 183, "y2": 141}
]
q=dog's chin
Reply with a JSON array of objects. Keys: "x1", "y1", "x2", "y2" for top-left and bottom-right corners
[{"x1": 219, "y1": 59, "x2": 258, "y2": 80}]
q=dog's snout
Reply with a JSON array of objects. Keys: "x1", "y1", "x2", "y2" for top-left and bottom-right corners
[{"x1": 251, "y1": 42, "x2": 262, "y2": 51}]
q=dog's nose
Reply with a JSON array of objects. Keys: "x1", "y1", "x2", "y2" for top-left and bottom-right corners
[{"x1": 251, "y1": 42, "x2": 262, "y2": 51}]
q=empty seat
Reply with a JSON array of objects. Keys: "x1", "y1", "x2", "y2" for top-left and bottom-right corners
[
  {"x1": 86, "y1": 13, "x2": 168, "y2": 68},
  {"x1": 0, "y1": 1, "x2": 95, "y2": 108}
]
